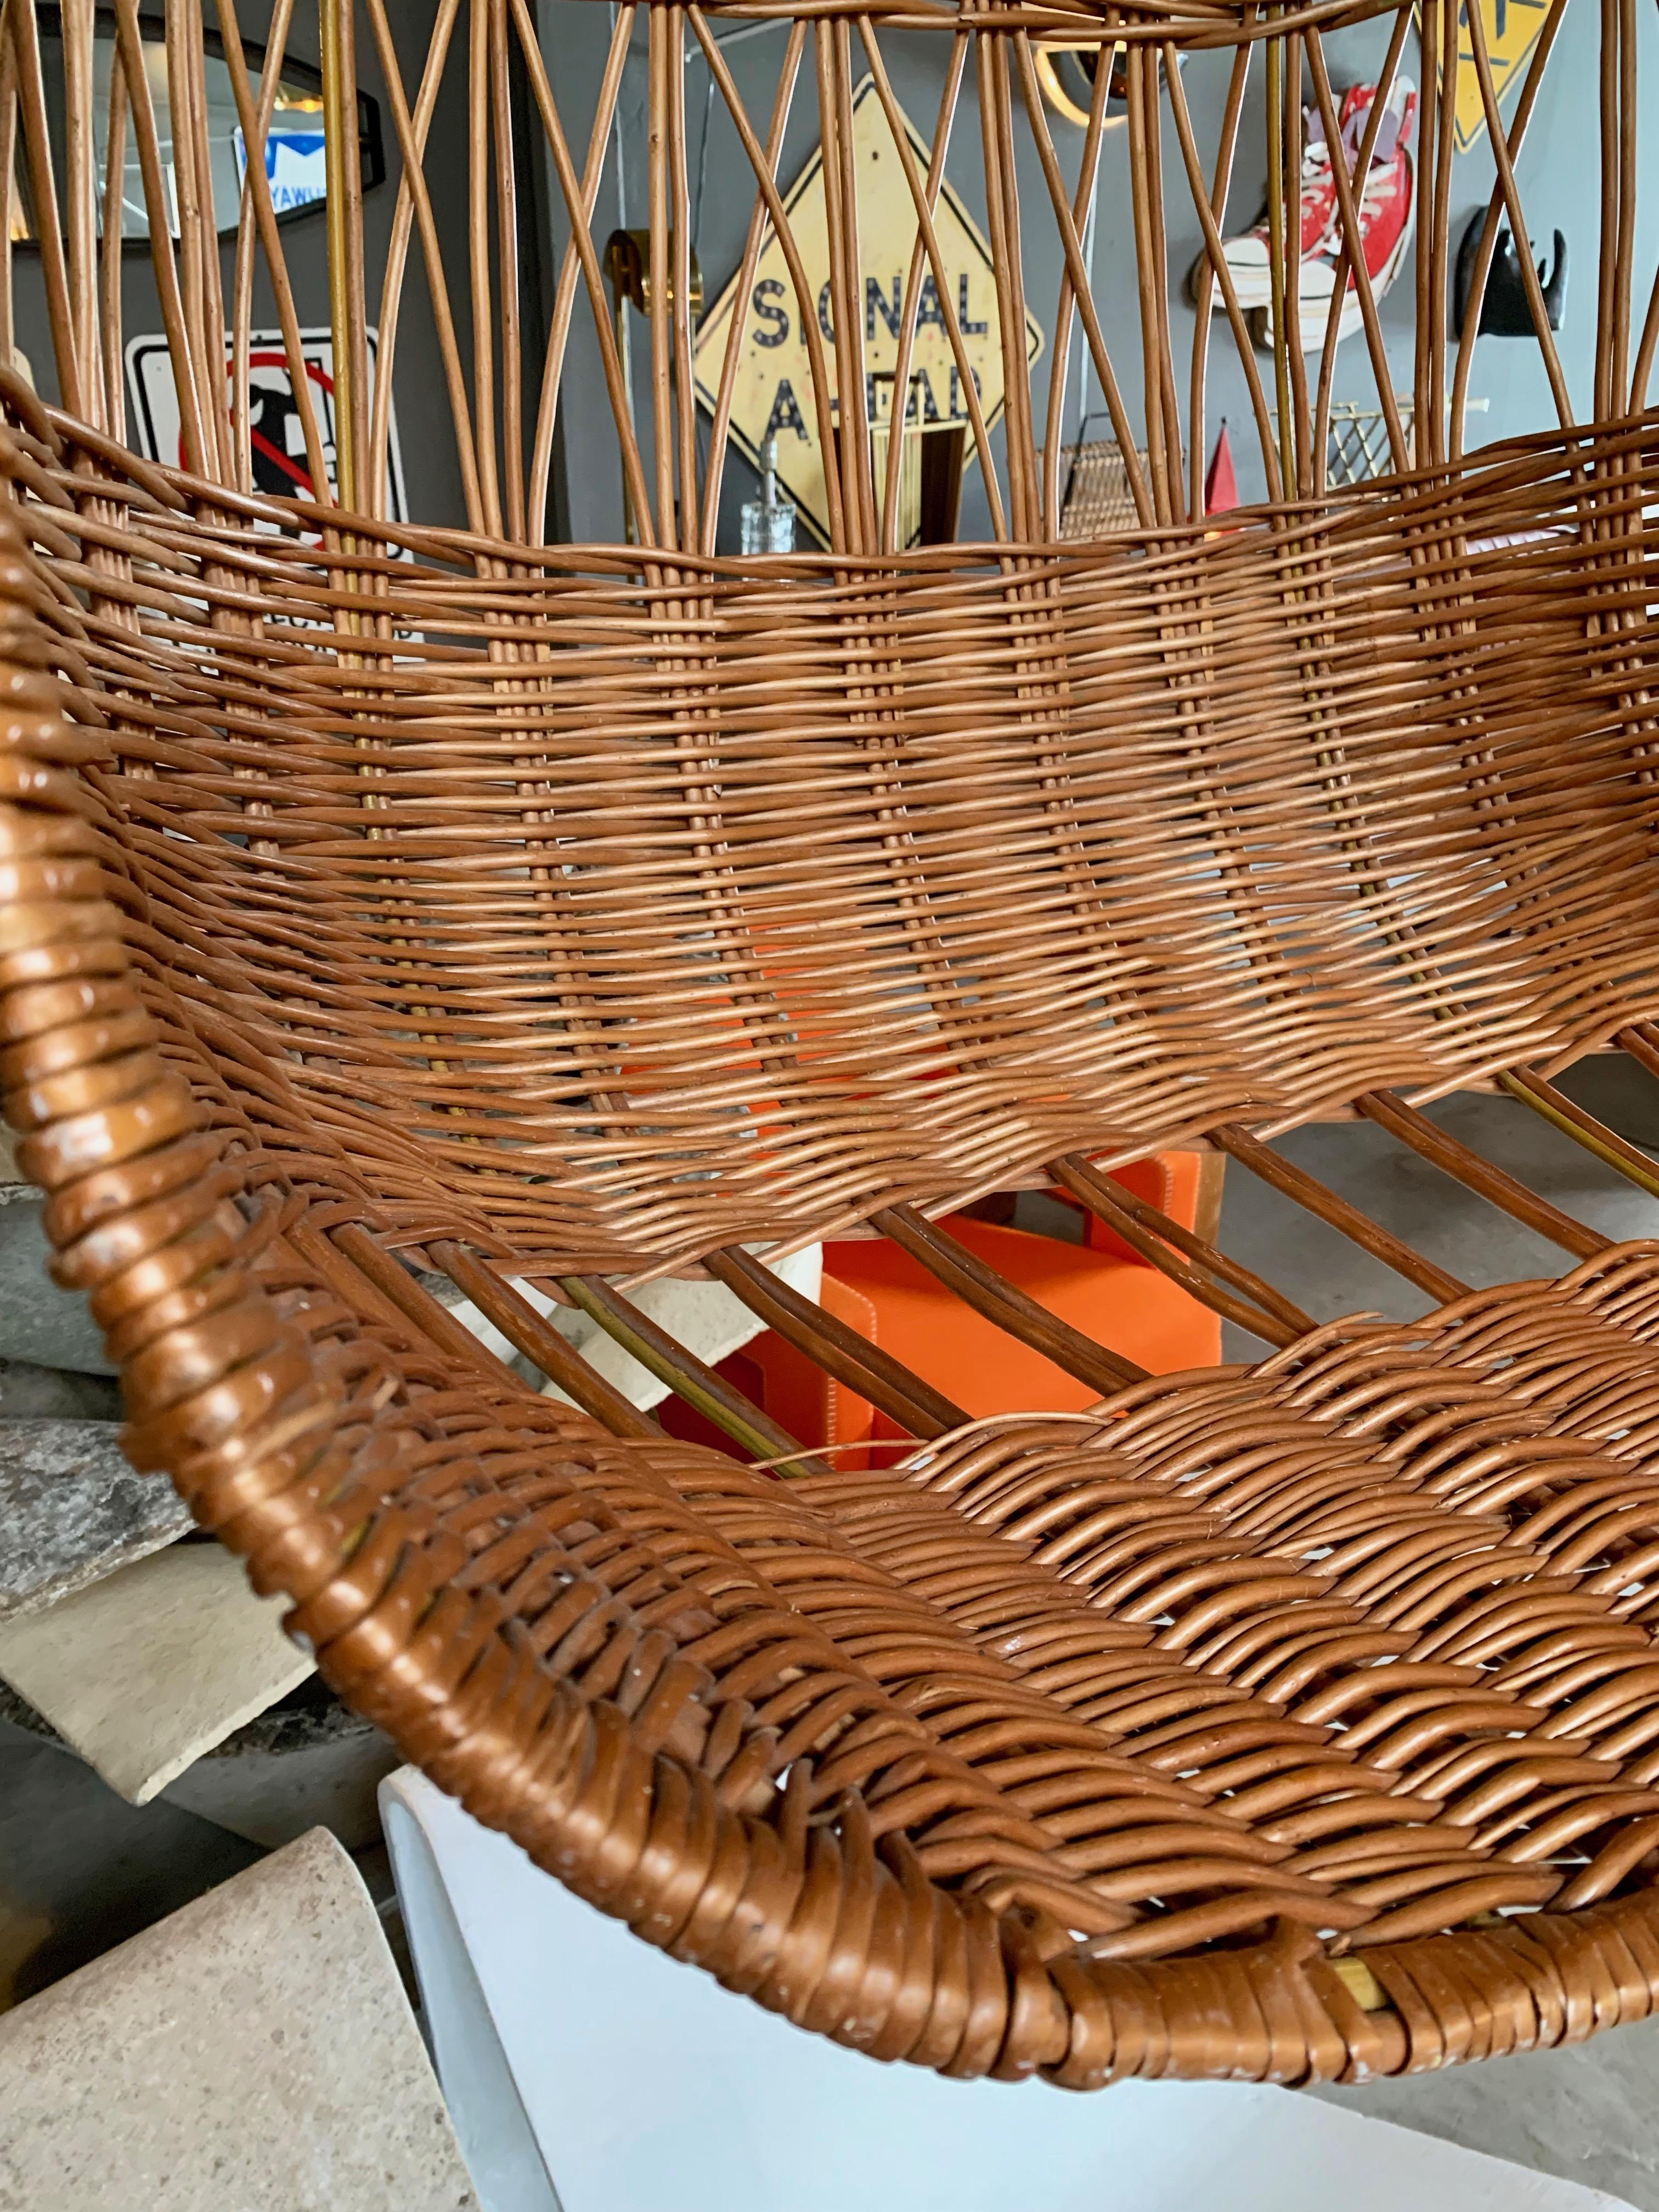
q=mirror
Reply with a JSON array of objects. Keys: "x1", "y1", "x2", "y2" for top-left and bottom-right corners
[{"x1": 17, "y1": 7, "x2": 383, "y2": 242}]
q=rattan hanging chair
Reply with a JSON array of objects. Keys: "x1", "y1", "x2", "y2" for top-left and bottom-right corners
[{"x1": 1, "y1": 0, "x2": 1657, "y2": 2089}]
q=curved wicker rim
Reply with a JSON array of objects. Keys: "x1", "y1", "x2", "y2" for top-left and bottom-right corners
[{"x1": 6, "y1": 475, "x2": 1659, "y2": 2084}]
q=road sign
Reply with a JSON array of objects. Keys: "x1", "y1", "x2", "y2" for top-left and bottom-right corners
[
  {"x1": 123, "y1": 326, "x2": 407, "y2": 531},
  {"x1": 692, "y1": 77, "x2": 1043, "y2": 549},
  {"x1": 232, "y1": 125, "x2": 329, "y2": 217},
  {"x1": 1419, "y1": 0, "x2": 1558, "y2": 155}
]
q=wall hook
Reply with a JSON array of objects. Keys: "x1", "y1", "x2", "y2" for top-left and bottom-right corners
[{"x1": 1455, "y1": 213, "x2": 1568, "y2": 337}]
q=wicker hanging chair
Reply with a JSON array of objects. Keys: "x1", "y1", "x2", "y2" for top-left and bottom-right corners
[{"x1": 1, "y1": 0, "x2": 1657, "y2": 2089}]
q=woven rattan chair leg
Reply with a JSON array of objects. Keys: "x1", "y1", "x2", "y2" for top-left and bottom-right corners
[
  {"x1": 1356, "y1": 1090, "x2": 1612, "y2": 1260},
  {"x1": 1210, "y1": 1126, "x2": 1471, "y2": 1305},
  {"x1": 1502, "y1": 1064, "x2": 1659, "y2": 1201},
  {"x1": 556, "y1": 1273, "x2": 834, "y2": 1474},
  {"x1": 870, "y1": 1205, "x2": 1147, "y2": 1394},
  {"x1": 1048, "y1": 1153, "x2": 1313, "y2": 1347},
  {"x1": 430, "y1": 1242, "x2": 663, "y2": 1441},
  {"x1": 704, "y1": 1246, "x2": 969, "y2": 1438}
]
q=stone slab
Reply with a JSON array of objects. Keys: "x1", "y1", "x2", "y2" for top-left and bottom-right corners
[
  {"x1": 0, "y1": 1541, "x2": 313, "y2": 1803},
  {"x1": 0, "y1": 1201, "x2": 114, "y2": 1374},
  {"x1": 0, "y1": 1826, "x2": 476, "y2": 2211},
  {"x1": 0, "y1": 1361, "x2": 123, "y2": 1421},
  {"x1": 3, "y1": 1667, "x2": 397, "y2": 1855},
  {"x1": 0, "y1": 1705, "x2": 263, "y2": 2013},
  {"x1": 0, "y1": 1118, "x2": 34, "y2": 1200},
  {"x1": 0, "y1": 1421, "x2": 190, "y2": 1621},
  {"x1": 163, "y1": 1700, "x2": 399, "y2": 1850}
]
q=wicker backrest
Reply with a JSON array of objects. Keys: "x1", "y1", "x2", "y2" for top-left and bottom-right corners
[
  {"x1": 7, "y1": 407, "x2": 1656, "y2": 1273},
  {"x1": 1, "y1": 0, "x2": 1658, "y2": 2094}
]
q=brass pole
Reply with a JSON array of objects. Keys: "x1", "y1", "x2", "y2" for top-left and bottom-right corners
[{"x1": 320, "y1": 0, "x2": 359, "y2": 509}]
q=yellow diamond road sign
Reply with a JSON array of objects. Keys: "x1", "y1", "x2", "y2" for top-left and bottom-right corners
[
  {"x1": 693, "y1": 76, "x2": 1043, "y2": 549},
  {"x1": 1421, "y1": 0, "x2": 1558, "y2": 154}
]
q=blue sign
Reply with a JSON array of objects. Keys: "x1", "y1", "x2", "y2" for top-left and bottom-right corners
[{"x1": 232, "y1": 126, "x2": 328, "y2": 216}]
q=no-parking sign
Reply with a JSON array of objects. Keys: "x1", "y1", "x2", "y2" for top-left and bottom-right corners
[{"x1": 123, "y1": 326, "x2": 407, "y2": 529}]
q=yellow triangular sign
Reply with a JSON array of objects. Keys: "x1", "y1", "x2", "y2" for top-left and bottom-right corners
[
  {"x1": 1419, "y1": 0, "x2": 1560, "y2": 155},
  {"x1": 693, "y1": 77, "x2": 1043, "y2": 549}
]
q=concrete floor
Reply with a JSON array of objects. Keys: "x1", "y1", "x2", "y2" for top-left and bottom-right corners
[
  {"x1": 1217, "y1": 1057, "x2": 1659, "y2": 1356},
  {"x1": 4, "y1": 1063, "x2": 1659, "y2": 2200},
  {"x1": 1316, "y1": 2024, "x2": 1659, "y2": 2210}
]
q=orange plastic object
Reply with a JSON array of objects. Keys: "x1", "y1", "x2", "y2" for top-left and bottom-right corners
[{"x1": 662, "y1": 1158, "x2": 1221, "y2": 1465}]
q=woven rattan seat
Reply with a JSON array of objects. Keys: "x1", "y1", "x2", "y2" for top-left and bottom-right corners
[{"x1": 1, "y1": 0, "x2": 1656, "y2": 2087}]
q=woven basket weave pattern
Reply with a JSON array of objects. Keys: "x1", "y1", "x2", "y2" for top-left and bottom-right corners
[
  {"x1": 0, "y1": 0, "x2": 1655, "y2": 2087},
  {"x1": 33, "y1": 414, "x2": 1659, "y2": 1269}
]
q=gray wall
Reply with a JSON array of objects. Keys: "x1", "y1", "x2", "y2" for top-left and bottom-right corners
[
  {"x1": 10, "y1": 2, "x2": 1654, "y2": 539},
  {"x1": 542, "y1": 0, "x2": 1658, "y2": 539},
  {"x1": 10, "y1": 0, "x2": 494, "y2": 535},
  {"x1": 1167, "y1": 1, "x2": 1659, "y2": 504}
]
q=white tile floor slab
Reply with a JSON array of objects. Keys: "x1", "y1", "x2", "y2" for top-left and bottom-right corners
[
  {"x1": 0, "y1": 1827, "x2": 476, "y2": 2212},
  {"x1": 383, "y1": 1767, "x2": 1640, "y2": 2212},
  {"x1": 0, "y1": 1542, "x2": 312, "y2": 1803}
]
